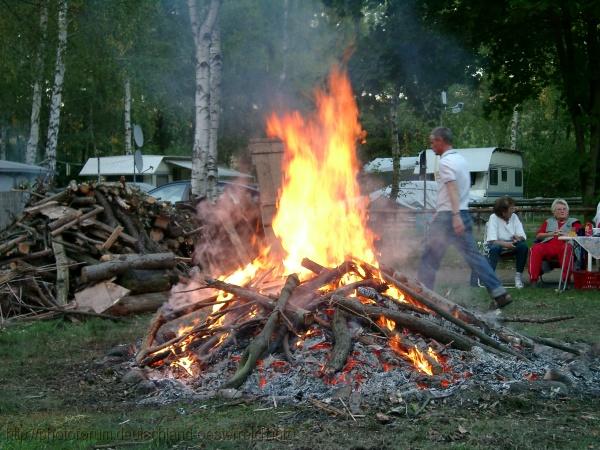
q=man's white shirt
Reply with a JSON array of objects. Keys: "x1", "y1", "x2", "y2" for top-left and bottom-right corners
[{"x1": 436, "y1": 149, "x2": 470, "y2": 211}]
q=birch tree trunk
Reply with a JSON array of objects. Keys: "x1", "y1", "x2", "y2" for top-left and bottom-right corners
[
  {"x1": 26, "y1": 0, "x2": 49, "y2": 165},
  {"x1": 187, "y1": 0, "x2": 220, "y2": 199},
  {"x1": 206, "y1": 24, "x2": 221, "y2": 201},
  {"x1": 390, "y1": 98, "x2": 401, "y2": 200},
  {"x1": 510, "y1": 104, "x2": 520, "y2": 150},
  {"x1": 279, "y1": 0, "x2": 289, "y2": 86},
  {"x1": 124, "y1": 77, "x2": 132, "y2": 155},
  {"x1": 45, "y1": 0, "x2": 69, "y2": 183}
]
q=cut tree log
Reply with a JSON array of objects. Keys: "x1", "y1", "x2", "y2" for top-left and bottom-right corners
[
  {"x1": 100, "y1": 225, "x2": 123, "y2": 250},
  {"x1": 107, "y1": 291, "x2": 169, "y2": 316},
  {"x1": 0, "y1": 249, "x2": 53, "y2": 266},
  {"x1": 48, "y1": 210, "x2": 82, "y2": 231},
  {"x1": 0, "y1": 235, "x2": 28, "y2": 255},
  {"x1": 29, "y1": 189, "x2": 68, "y2": 207},
  {"x1": 117, "y1": 269, "x2": 175, "y2": 295},
  {"x1": 85, "y1": 219, "x2": 137, "y2": 245},
  {"x1": 135, "y1": 311, "x2": 167, "y2": 365},
  {"x1": 81, "y1": 252, "x2": 177, "y2": 283},
  {"x1": 324, "y1": 308, "x2": 352, "y2": 375},
  {"x1": 51, "y1": 240, "x2": 69, "y2": 305},
  {"x1": 93, "y1": 190, "x2": 119, "y2": 228},
  {"x1": 69, "y1": 196, "x2": 96, "y2": 207},
  {"x1": 224, "y1": 274, "x2": 300, "y2": 388},
  {"x1": 50, "y1": 206, "x2": 104, "y2": 237}
]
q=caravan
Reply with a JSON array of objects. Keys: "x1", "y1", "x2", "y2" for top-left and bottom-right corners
[{"x1": 415, "y1": 147, "x2": 524, "y2": 202}]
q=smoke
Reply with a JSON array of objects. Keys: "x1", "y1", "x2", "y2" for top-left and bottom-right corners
[{"x1": 192, "y1": 181, "x2": 263, "y2": 276}]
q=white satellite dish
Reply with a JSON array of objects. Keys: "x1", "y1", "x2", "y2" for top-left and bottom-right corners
[
  {"x1": 134, "y1": 149, "x2": 143, "y2": 173},
  {"x1": 133, "y1": 124, "x2": 144, "y2": 148}
]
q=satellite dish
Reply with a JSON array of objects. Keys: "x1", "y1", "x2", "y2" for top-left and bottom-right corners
[
  {"x1": 133, "y1": 124, "x2": 144, "y2": 147},
  {"x1": 134, "y1": 149, "x2": 143, "y2": 173}
]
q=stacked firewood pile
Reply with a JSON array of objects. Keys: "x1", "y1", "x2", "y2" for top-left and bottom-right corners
[
  {"x1": 0, "y1": 181, "x2": 203, "y2": 322},
  {"x1": 135, "y1": 257, "x2": 581, "y2": 391}
]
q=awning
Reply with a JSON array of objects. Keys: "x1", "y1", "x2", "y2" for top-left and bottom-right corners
[{"x1": 166, "y1": 160, "x2": 253, "y2": 179}]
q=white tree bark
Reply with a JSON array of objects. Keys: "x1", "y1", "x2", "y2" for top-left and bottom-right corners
[
  {"x1": 510, "y1": 104, "x2": 520, "y2": 150},
  {"x1": 188, "y1": 0, "x2": 220, "y2": 198},
  {"x1": 390, "y1": 98, "x2": 401, "y2": 200},
  {"x1": 44, "y1": 0, "x2": 69, "y2": 183},
  {"x1": 26, "y1": 0, "x2": 49, "y2": 165},
  {"x1": 124, "y1": 77, "x2": 132, "y2": 155},
  {"x1": 206, "y1": 24, "x2": 221, "y2": 201},
  {"x1": 279, "y1": 0, "x2": 289, "y2": 86}
]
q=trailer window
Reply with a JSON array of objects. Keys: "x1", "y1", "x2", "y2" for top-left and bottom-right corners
[
  {"x1": 515, "y1": 169, "x2": 523, "y2": 187},
  {"x1": 501, "y1": 169, "x2": 508, "y2": 182},
  {"x1": 489, "y1": 168, "x2": 498, "y2": 186},
  {"x1": 470, "y1": 173, "x2": 476, "y2": 186}
]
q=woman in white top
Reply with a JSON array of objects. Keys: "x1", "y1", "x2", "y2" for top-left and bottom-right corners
[{"x1": 479, "y1": 197, "x2": 528, "y2": 288}]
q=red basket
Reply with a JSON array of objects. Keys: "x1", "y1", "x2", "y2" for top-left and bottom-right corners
[{"x1": 573, "y1": 271, "x2": 600, "y2": 290}]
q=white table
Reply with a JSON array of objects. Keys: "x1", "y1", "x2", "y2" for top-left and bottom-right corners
[{"x1": 558, "y1": 236, "x2": 600, "y2": 291}]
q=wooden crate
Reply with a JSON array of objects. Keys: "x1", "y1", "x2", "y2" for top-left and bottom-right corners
[{"x1": 249, "y1": 138, "x2": 284, "y2": 245}]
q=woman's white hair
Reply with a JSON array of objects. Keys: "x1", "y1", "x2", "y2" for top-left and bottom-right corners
[{"x1": 551, "y1": 198, "x2": 569, "y2": 213}]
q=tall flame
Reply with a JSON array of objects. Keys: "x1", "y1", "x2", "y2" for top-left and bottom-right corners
[{"x1": 267, "y1": 67, "x2": 376, "y2": 275}]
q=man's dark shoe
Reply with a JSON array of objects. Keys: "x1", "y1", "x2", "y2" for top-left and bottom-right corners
[{"x1": 492, "y1": 293, "x2": 512, "y2": 309}]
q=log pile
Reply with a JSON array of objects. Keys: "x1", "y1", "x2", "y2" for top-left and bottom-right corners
[
  {"x1": 0, "y1": 181, "x2": 201, "y2": 322},
  {"x1": 136, "y1": 257, "x2": 556, "y2": 390}
]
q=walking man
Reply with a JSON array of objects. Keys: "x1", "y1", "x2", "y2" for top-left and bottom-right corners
[{"x1": 417, "y1": 127, "x2": 512, "y2": 309}]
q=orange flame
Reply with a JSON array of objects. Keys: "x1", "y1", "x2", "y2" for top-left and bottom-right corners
[
  {"x1": 377, "y1": 315, "x2": 396, "y2": 332},
  {"x1": 267, "y1": 66, "x2": 376, "y2": 276},
  {"x1": 170, "y1": 355, "x2": 195, "y2": 376},
  {"x1": 388, "y1": 335, "x2": 434, "y2": 376}
]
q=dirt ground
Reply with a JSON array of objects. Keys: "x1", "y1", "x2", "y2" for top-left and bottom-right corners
[{"x1": 2, "y1": 282, "x2": 600, "y2": 449}]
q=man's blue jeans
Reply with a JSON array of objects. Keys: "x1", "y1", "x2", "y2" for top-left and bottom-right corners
[{"x1": 418, "y1": 211, "x2": 507, "y2": 298}]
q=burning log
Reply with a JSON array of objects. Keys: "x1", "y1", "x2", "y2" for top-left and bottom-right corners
[
  {"x1": 369, "y1": 267, "x2": 528, "y2": 360},
  {"x1": 224, "y1": 274, "x2": 300, "y2": 388},
  {"x1": 135, "y1": 311, "x2": 167, "y2": 365},
  {"x1": 323, "y1": 308, "x2": 352, "y2": 375},
  {"x1": 204, "y1": 278, "x2": 275, "y2": 309},
  {"x1": 332, "y1": 295, "x2": 483, "y2": 353}
]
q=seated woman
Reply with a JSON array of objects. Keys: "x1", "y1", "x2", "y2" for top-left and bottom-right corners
[
  {"x1": 529, "y1": 198, "x2": 582, "y2": 287},
  {"x1": 484, "y1": 197, "x2": 528, "y2": 288}
]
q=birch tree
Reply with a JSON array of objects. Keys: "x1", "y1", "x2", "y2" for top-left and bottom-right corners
[
  {"x1": 389, "y1": 98, "x2": 401, "y2": 200},
  {"x1": 188, "y1": 0, "x2": 220, "y2": 199},
  {"x1": 25, "y1": 0, "x2": 48, "y2": 165},
  {"x1": 124, "y1": 77, "x2": 132, "y2": 155},
  {"x1": 44, "y1": 0, "x2": 69, "y2": 182},
  {"x1": 206, "y1": 24, "x2": 222, "y2": 200}
]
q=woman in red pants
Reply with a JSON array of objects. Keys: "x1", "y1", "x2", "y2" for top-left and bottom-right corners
[{"x1": 529, "y1": 199, "x2": 581, "y2": 286}]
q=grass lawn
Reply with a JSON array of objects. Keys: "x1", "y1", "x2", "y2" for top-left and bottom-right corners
[{"x1": 1, "y1": 287, "x2": 600, "y2": 449}]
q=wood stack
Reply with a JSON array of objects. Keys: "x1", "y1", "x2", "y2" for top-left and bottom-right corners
[
  {"x1": 0, "y1": 181, "x2": 201, "y2": 323},
  {"x1": 136, "y1": 257, "x2": 573, "y2": 389}
]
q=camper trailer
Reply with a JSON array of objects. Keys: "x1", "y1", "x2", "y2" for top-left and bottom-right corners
[{"x1": 415, "y1": 147, "x2": 524, "y2": 201}]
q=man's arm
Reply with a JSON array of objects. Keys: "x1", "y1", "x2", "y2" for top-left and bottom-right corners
[{"x1": 447, "y1": 181, "x2": 465, "y2": 235}]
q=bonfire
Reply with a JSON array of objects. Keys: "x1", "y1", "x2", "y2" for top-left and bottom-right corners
[{"x1": 133, "y1": 67, "x2": 588, "y2": 401}]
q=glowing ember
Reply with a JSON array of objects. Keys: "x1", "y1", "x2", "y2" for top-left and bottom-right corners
[{"x1": 267, "y1": 66, "x2": 376, "y2": 276}]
